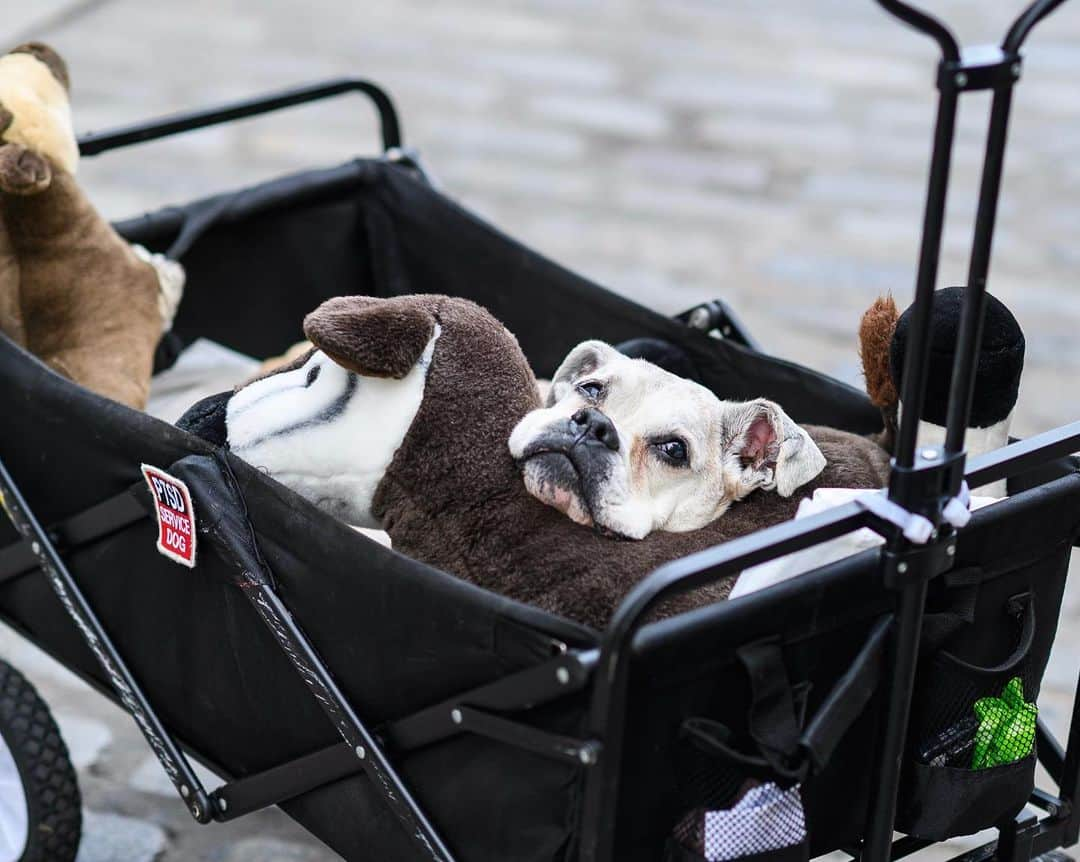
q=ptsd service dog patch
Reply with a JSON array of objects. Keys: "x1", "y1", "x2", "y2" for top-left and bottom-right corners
[{"x1": 141, "y1": 464, "x2": 197, "y2": 568}]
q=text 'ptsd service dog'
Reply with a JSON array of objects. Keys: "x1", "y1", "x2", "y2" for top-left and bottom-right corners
[{"x1": 509, "y1": 341, "x2": 826, "y2": 539}]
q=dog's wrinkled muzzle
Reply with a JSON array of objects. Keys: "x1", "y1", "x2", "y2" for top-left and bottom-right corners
[
  {"x1": 176, "y1": 390, "x2": 231, "y2": 448},
  {"x1": 515, "y1": 411, "x2": 622, "y2": 528}
]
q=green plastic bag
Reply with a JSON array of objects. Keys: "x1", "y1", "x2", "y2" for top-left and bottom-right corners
[{"x1": 971, "y1": 677, "x2": 1037, "y2": 770}]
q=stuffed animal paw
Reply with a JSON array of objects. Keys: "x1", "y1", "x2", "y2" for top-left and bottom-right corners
[{"x1": 0, "y1": 42, "x2": 184, "y2": 409}]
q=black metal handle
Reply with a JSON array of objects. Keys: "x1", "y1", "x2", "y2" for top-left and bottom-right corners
[
  {"x1": 1004, "y1": 0, "x2": 1073, "y2": 52},
  {"x1": 875, "y1": 0, "x2": 1073, "y2": 62},
  {"x1": 875, "y1": 0, "x2": 961, "y2": 61},
  {"x1": 77, "y1": 77, "x2": 402, "y2": 157}
]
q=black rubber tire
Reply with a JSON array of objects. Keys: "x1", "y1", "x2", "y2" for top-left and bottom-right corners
[{"x1": 0, "y1": 659, "x2": 81, "y2": 862}]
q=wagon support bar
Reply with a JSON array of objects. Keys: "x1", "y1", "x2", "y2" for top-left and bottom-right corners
[{"x1": 76, "y1": 77, "x2": 403, "y2": 157}]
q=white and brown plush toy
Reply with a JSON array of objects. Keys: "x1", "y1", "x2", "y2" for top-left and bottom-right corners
[{"x1": 0, "y1": 42, "x2": 183, "y2": 409}]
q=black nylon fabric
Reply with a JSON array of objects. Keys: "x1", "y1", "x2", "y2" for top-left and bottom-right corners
[{"x1": 115, "y1": 158, "x2": 883, "y2": 434}]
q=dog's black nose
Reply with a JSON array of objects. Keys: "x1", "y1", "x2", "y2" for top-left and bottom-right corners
[{"x1": 571, "y1": 408, "x2": 620, "y2": 452}]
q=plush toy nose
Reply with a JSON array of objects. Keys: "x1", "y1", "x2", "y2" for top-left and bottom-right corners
[
  {"x1": 571, "y1": 408, "x2": 620, "y2": 452},
  {"x1": 176, "y1": 390, "x2": 231, "y2": 448}
]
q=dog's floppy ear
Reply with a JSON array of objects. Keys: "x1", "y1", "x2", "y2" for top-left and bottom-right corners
[
  {"x1": 728, "y1": 399, "x2": 826, "y2": 497},
  {"x1": 304, "y1": 295, "x2": 436, "y2": 379},
  {"x1": 546, "y1": 340, "x2": 620, "y2": 406}
]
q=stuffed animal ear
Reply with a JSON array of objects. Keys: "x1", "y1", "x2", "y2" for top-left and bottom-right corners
[
  {"x1": 859, "y1": 294, "x2": 900, "y2": 410},
  {"x1": 0, "y1": 43, "x2": 78, "y2": 176},
  {"x1": 303, "y1": 295, "x2": 437, "y2": 379},
  {"x1": 9, "y1": 43, "x2": 70, "y2": 91},
  {"x1": 546, "y1": 340, "x2": 620, "y2": 406},
  {"x1": 727, "y1": 399, "x2": 826, "y2": 497}
]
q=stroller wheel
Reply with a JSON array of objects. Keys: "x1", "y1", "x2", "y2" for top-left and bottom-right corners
[{"x1": 0, "y1": 659, "x2": 80, "y2": 862}]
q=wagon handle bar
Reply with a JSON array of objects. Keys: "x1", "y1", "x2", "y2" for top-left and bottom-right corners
[
  {"x1": 875, "y1": 0, "x2": 960, "y2": 62},
  {"x1": 77, "y1": 77, "x2": 402, "y2": 157},
  {"x1": 1004, "y1": 0, "x2": 1072, "y2": 53},
  {"x1": 875, "y1": 0, "x2": 1073, "y2": 61}
]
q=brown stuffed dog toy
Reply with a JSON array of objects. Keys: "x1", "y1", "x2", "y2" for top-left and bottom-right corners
[
  {"x1": 0, "y1": 43, "x2": 183, "y2": 409},
  {"x1": 184, "y1": 294, "x2": 890, "y2": 629}
]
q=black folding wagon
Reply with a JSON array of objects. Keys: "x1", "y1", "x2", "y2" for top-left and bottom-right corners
[{"x1": 1, "y1": 1, "x2": 1079, "y2": 861}]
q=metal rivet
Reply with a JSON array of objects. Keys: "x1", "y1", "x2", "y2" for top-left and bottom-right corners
[
  {"x1": 1012, "y1": 62, "x2": 1022, "y2": 78},
  {"x1": 451, "y1": 709, "x2": 463, "y2": 725},
  {"x1": 955, "y1": 72, "x2": 968, "y2": 87},
  {"x1": 946, "y1": 544, "x2": 956, "y2": 556},
  {"x1": 30, "y1": 542, "x2": 39, "y2": 555},
  {"x1": 355, "y1": 745, "x2": 366, "y2": 760},
  {"x1": 921, "y1": 448, "x2": 939, "y2": 460},
  {"x1": 578, "y1": 747, "x2": 597, "y2": 765},
  {"x1": 180, "y1": 784, "x2": 190, "y2": 798},
  {"x1": 898, "y1": 562, "x2": 909, "y2": 574},
  {"x1": 556, "y1": 667, "x2": 571, "y2": 685},
  {"x1": 218, "y1": 797, "x2": 228, "y2": 812},
  {"x1": 688, "y1": 307, "x2": 712, "y2": 330},
  {"x1": 192, "y1": 804, "x2": 201, "y2": 819}
]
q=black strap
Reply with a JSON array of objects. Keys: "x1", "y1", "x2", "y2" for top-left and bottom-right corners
[
  {"x1": 0, "y1": 484, "x2": 150, "y2": 583},
  {"x1": 737, "y1": 640, "x2": 803, "y2": 776},
  {"x1": 919, "y1": 568, "x2": 982, "y2": 654},
  {"x1": 684, "y1": 616, "x2": 892, "y2": 781},
  {"x1": 938, "y1": 592, "x2": 1035, "y2": 676}
]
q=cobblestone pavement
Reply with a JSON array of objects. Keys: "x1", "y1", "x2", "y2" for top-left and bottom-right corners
[{"x1": 1, "y1": 0, "x2": 1079, "y2": 859}]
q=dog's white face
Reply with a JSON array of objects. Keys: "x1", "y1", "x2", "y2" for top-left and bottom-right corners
[
  {"x1": 508, "y1": 340, "x2": 825, "y2": 539},
  {"x1": 225, "y1": 330, "x2": 439, "y2": 527}
]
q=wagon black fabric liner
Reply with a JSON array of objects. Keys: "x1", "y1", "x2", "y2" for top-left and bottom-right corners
[{"x1": 0, "y1": 158, "x2": 1076, "y2": 861}]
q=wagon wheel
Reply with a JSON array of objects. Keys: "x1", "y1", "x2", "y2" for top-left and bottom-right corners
[{"x1": 0, "y1": 659, "x2": 80, "y2": 862}]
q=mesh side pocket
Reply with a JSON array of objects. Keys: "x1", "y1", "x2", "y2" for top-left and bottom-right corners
[
  {"x1": 911, "y1": 595, "x2": 1037, "y2": 749},
  {"x1": 901, "y1": 671, "x2": 1038, "y2": 838},
  {"x1": 900, "y1": 592, "x2": 1040, "y2": 839}
]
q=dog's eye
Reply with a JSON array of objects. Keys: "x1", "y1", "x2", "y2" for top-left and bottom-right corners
[
  {"x1": 305, "y1": 365, "x2": 321, "y2": 387},
  {"x1": 576, "y1": 381, "x2": 604, "y2": 401},
  {"x1": 654, "y1": 438, "x2": 689, "y2": 466}
]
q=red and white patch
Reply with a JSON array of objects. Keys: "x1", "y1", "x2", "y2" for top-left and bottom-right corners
[{"x1": 141, "y1": 464, "x2": 197, "y2": 568}]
